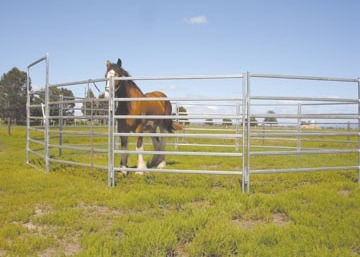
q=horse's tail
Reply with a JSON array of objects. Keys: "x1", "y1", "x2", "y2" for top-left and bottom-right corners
[
  {"x1": 166, "y1": 119, "x2": 183, "y2": 133},
  {"x1": 162, "y1": 99, "x2": 183, "y2": 133}
]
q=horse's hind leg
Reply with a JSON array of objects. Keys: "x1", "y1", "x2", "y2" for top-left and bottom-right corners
[
  {"x1": 120, "y1": 136, "x2": 129, "y2": 176},
  {"x1": 150, "y1": 136, "x2": 162, "y2": 168},
  {"x1": 157, "y1": 136, "x2": 166, "y2": 169},
  {"x1": 150, "y1": 127, "x2": 166, "y2": 169}
]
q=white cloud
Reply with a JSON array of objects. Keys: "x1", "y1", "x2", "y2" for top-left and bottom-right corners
[
  {"x1": 158, "y1": 84, "x2": 178, "y2": 91},
  {"x1": 184, "y1": 15, "x2": 208, "y2": 24},
  {"x1": 168, "y1": 85, "x2": 178, "y2": 90}
]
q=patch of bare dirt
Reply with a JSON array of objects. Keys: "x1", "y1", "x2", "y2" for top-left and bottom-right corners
[
  {"x1": 23, "y1": 204, "x2": 82, "y2": 257},
  {"x1": 232, "y1": 219, "x2": 265, "y2": 229},
  {"x1": 23, "y1": 204, "x2": 50, "y2": 231},
  {"x1": 232, "y1": 212, "x2": 291, "y2": 229},
  {"x1": 39, "y1": 239, "x2": 82, "y2": 257},
  {"x1": 272, "y1": 212, "x2": 290, "y2": 227},
  {"x1": 0, "y1": 249, "x2": 8, "y2": 257},
  {"x1": 351, "y1": 246, "x2": 360, "y2": 255},
  {"x1": 338, "y1": 189, "x2": 350, "y2": 197}
]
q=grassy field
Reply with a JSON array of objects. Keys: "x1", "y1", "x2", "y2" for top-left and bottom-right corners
[{"x1": 0, "y1": 125, "x2": 360, "y2": 256}]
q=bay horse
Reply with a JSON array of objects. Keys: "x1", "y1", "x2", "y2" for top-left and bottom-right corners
[{"x1": 104, "y1": 58, "x2": 182, "y2": 175}]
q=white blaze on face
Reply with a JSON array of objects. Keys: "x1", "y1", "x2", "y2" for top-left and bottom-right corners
[{"x1": 104, "y1": 69, "x2": 115, "y2": 99}]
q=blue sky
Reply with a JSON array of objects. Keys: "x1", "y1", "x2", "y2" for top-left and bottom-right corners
[{"x1": 1, "y1": 0, "x2": 359, "y2": 106}]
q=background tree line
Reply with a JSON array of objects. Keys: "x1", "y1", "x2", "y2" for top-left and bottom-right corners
[
  {"x1": 0, "y1": 68, "x2": 27, "y2": 125},
  {"x1": 0, "y1": 67, "x2": 113, "y2": 133},
  {"x1": 0, "y1": 67, "x2": 76, "y2": 134}
]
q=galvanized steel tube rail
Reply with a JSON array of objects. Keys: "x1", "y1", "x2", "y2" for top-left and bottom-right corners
[{"x1": 26, "y1": 57, "x2": 360, "y2": 190}]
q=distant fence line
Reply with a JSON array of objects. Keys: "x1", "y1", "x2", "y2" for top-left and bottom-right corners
[{"x1": 26, "y1": 55, "x2": 360, "y2": 192}]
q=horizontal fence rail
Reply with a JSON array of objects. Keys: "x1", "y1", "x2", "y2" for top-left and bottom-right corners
[{"x1": 26, "y1": 57, "x2": 360, "y2": 192}]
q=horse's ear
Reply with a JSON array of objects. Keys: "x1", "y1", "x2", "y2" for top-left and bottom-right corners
[
  {"x1": 117, "y1": 58, "x2": 122, "y2": 67},
  {"x1": 106, "y1": 60, "x2": 111, "y2": 68}
]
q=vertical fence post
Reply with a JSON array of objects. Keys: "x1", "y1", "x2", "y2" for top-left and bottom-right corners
[
  {"x1": 26, "y1": 65, "x2": 31, "y2": 165},
  {"x1": 26, "y1": 54, "x2": 49, "y2": 170},
  {"x1": 44, "y1": 54, "x2": 50, "y2": 173},
  {"x1": 297, "y1": 103, "x2": 302, "y2": 152},
  {"x1": 347, "y1": 121, "x2": 350, "y2": 147},
  {"x1": 175, "y1": 102, "x2": 179, "y2": 151},
  {"x1": 235, "y1": 103, "x2": 240, "y2": 151},
  {"x1": 108, "y1": 77, "x2": 115, "y2": 186},
  {"x1": 242, "y1": 72, "x2": 250, "y2": 193},
  {"x1": 90, "y1": 94, "x2": 94, "y2": 172},
  {"x1": 58, "y1": 94, "x2": 63, "y2": 157}
]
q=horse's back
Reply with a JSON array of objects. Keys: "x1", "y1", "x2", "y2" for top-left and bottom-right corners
[
  {"x1": 144, "y1": 91, "x2": 171, "y2": 116},
  {"x1": 145, "y1": 91, "x2": 167, "y2": 98}
]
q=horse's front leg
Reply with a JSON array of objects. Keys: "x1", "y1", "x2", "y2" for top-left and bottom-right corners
[{"x1": 135, "y1": 126, "x2": 147, "y2": 174}]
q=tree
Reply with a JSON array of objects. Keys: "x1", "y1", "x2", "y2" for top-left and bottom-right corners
[
  {"x1": 205, "y1": 118, "x2": 214, "y2": 126},
  {"x1": 51, "y1": 87, "x2": 75, "y2": 119},
  {"x1": 263, "y1": 110, "x2": 278, "y2": 126},
  {"x1": 244, "y1": 116, "x2": 258, "y2": 127},
  {"x1": 29, "y1": 94, "x2": 43, "y2": 125},
  {"x1": 0, "y1": 68, "x2": 28, "y2": 134},
  {"x1": 176, "y1": 106, "x2": 189, "y2": 125},
  {"x1": 222, "y1": 118, "x2": 232, "y2": 127},
  {"x1": 30, "y1": 87, "x2": 75, "y2": 125},
  {"x1": 97, "y1": 92, "x2": 109, "y2": 124},
  {"x1": 81, "y1": 89, "x2": 109, "y2": 124},
  {"x1": 81, "y1": 88, "x2": 96, "y2": 120}
]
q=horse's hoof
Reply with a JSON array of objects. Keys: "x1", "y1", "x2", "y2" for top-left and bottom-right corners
[
  {"x1": 137, "y1": 162, "x2": 147, "y2": 170},
  {"x1": 157, "y1": 161, "x2": 166, "y2": 169},
  {"x1": 120, "y1": 166, "x2": 128, "y2": 176},
  {"x1": 135, "y1": 163, "x2": 147, "y2": 175}
]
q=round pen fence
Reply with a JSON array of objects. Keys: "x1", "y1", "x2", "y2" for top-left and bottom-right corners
[{"x1": 26, "y1": 56, "x2": 360, "y2": 192}]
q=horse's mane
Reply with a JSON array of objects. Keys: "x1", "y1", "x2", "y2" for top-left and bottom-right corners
[
  {"x1": 113, "y1": 65, "x2": 144, "y2": 96},
  {"x1": 112, "y1": 64, "x2": 144, "y2": 115}
]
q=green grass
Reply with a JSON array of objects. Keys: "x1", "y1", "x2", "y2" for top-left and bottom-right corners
[{"x1": 1, "y1": 125, "x2": 360, "y2": 256}]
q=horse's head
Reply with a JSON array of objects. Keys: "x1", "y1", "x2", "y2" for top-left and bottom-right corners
[{"x1": 104, "y1": 58, "x2": 126, "y2": 99}]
